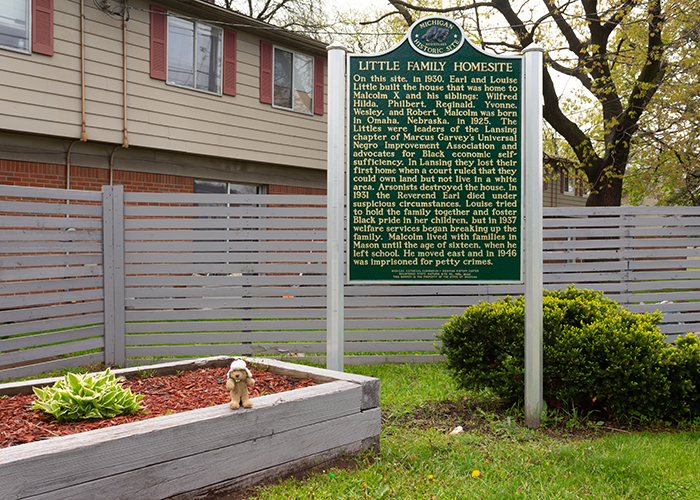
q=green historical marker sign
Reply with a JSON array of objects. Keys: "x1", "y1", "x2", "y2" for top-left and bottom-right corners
[{"x1": 347, "y1": 16, "x2": 523, "y2": 283}]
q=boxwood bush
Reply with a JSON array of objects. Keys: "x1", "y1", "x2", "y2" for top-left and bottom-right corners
[
  {"x1": 437, "y1": 286, "x2": 700, "y2": 422},
  {"x1": 664, "y1": 333, "x2": 700, "y2": 418}
]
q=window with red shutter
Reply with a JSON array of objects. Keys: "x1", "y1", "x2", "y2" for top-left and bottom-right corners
[
  {"x1": 223, "y1": 29, "x2": 237, "y2": 97},
  {"x1": 32, "y1": 0, "x2": 53, "y2": 55},
  {"x1": 152, "y1": 7, "x2": 226, "y2": 95},
  {"x1": 260, "y1": 41, "x2": 273, "y2": 104},
  {"x1": 560, "y1": 170, "x2": 566, "y2": 193},
  {"x1": 0, "y1": 0, "x2": 31, "y2": 53},
  {"x1": 265, "y1": 44, "x2": 322, "y2": 115},
  {"x1": 0, "y1": 0, "x2": 54, "y2": 55},
  {"x1": 150, "y1": 5, "x2": 167, "y2": 81},
  {"x1": 314, "y1": 57, "x2": 324, "y2": 116}
]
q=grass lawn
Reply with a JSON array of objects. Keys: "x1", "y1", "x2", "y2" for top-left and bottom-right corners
[{"x1": 239, "y1": 362, "x2": 700, "y2": 500}]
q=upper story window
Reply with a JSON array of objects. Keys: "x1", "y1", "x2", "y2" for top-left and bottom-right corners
[
  {"x1": 0, "y1": 0, "x2": 29, "y2": 52},
  {"x1": 150, "y1": 6, "x2": 236, "y2": 97},
  {"x1": 562, "y1": 170, "x2": 574, "y2": 193},
  {"x1": 0, "y1": 0, "x2": 52, "y2": 55},
  {"x1": 168, "y1": 16, "x2": 222, "y2": 94},
  {"x1": 259, "y1": 41, "x2": 324, "y2": 116},
  {"x1": 273, "y1": 48, "x2": 314, "y2": 114}
]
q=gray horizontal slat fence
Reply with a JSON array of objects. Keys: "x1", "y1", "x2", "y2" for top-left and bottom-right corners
[
  {"x1": 542, "y1": 207, "x2": 700, "y2": 340},
  {"x1": 0, "y1": 186, "x2": 106, "y2": 381},
  {"x1": 2, "y1": 186, "x2": 700, "y2": 380},
  {"x1": 121, "y1": 192, "x2": 333, "y2": 366}
]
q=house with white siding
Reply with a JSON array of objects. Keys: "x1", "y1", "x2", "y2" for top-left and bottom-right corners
[{"x1": 0, "y1": 0, "x2": 328, "y2": 195}]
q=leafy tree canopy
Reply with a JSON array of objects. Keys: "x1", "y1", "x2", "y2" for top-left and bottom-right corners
[
  {"x1": 622, "y1": 1, "x2": 700, "y2": 205},
  {"x1": 355, "y1": 0, "x2": 677, "y2": 206}
]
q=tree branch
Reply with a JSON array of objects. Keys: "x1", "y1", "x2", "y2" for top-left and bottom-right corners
[
  {"x1": 544, "y1": 0, "x2": 587, "y2": 55},
  {"x1": 482, "y1": 40, "x2": 524, "y2": 51},
  {"x1": 491, "y1": 0, "x2": 532, "y2": 47},
  {"x1": 255, "y1": 0, "x2": 276, "y2": 20},
  {"x1": 387, "y1": 0, "x2": 415, "y2": 26},
  {"x1": 542, "y1": 66, "x2": 598, "y2": 172},
  {"x1": 546, "y1": 55, "x2": 593, "y2": 93},
  {"x1": 601, "y1": 0, "x2": 636, "y2": 37},
  {"x1": 621, "y1": 0, "x2": 665, "y2": 129},
  {"x1": 386, "y1": 0, "x2": 493, "y2": 14},
  {"x1": 259, "y1": 0, "x2": 296, "y2": 22},
  {"x1": 359, "y1": 11, "x2": 403, "y2": 26}
]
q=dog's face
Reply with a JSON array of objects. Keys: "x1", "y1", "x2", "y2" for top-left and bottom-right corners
[{"x1": 228, "y1": 369, "x2": 247, "y2": 381}]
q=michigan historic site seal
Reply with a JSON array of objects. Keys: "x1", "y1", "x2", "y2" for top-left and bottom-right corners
[{"x1": 409, "y1": 17, "x2": 464, "y2": 57}]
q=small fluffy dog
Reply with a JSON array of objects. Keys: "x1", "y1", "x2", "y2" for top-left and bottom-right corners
[{"x1": 226, "y1": 359, "x2": 255, "y2": 409}]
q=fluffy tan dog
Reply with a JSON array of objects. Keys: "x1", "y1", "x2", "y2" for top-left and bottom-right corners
[{"x1": 226, "y1": 359, "x2": 255, "y2": 409}]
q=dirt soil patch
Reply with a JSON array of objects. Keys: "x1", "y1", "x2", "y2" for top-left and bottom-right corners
[
  {"x1": 0, "y1": 365, "x2": 315, "y2": 449},
  {"x1": 385, "y1": 398, "x2": 683, "y2": 441}
]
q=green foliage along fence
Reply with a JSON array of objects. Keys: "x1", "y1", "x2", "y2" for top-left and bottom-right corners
[
  {"x1": 1, "y1": 184, "x2": 699, "y2": 381},
  {"x1": 437, "y1": 286, "x2": 700, "y2": 421}
]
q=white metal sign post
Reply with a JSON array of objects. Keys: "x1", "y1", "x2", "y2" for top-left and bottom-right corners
[
  {"x1": 523, "y1": 45, "x2": 544, "y2": 428},
  {"x1": 326, "y1": 42, "x2": 347, "y2": 372}
]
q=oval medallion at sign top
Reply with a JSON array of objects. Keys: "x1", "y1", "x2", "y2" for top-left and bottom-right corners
[{"x1": 409, "y1": 17, "x2": 464, "y2": 58}]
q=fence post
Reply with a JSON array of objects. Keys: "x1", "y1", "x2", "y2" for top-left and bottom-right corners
[
  {"x1": 326, "y1": 42, "x2": 347, "y2": 372},
  {"x1": 102, "y1": 185, "x2": 126, "y2": 367}
]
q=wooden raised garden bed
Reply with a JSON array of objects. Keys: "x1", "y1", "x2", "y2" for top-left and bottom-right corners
[{"x1": 0, "y1": 357, "x2": 381, "y2": 500}]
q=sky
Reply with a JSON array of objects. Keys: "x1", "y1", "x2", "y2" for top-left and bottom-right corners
[
  {"x1": 326, "y1": 0, "x2": 386, "y2": 24},
  {"x1": 328, "y1": 0, "x2": 377, "y2": 14}
]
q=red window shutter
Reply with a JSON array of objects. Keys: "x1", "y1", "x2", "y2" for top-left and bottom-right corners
[
  {"x1": 32, "y1": 0, "x2": 53, "y2": 56},
  {"x1": 223, "y1": 30, "x2": 237, "y2": 96},
  {"x1": 150, "y1": 5, "x2": 167, "y2": 81},
  {"x1": 560, "y1": 170, "x2": 566, "y2": 193},
  {"x1": 259, "y1": 41, "x2": 273, "y2": 104},
  {"x1": 313, "y1": 57, "x2": 324, "y2": 116}
]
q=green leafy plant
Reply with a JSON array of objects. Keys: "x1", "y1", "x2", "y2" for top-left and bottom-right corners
[
  {"x1": 437, "y1": 285, "x2": 700, "y2": 422},
  {"x1": 32, "y1": 369, "x2": 144, "y2": 422},
  {"x1": 663, "y1": 333, "x2": 700, "y2": 418}
]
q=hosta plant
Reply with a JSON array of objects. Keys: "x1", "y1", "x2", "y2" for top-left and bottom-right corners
[{"x1": 32, "y1": 369, "x2": 144, "y2": 422}]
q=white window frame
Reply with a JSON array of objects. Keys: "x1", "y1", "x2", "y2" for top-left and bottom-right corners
[
  {"x1": 0, "y1": 0, "x2": 31, "y2": 54},
  {"x1": 166, "y1": 15, "x2": 222, "y2": 95},
  {"x1": 272, "y1": 46, "x2": 314, "y2": 115}
]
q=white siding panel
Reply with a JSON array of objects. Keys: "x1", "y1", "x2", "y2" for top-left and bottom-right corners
[
  {"x1": 2, "y1": 54, "x2": 81, "y2": 82},
  {"x1": 0, "y1": 85, "x2": 80, "y2": 112},
  {"x1": 0, "y1": 111, "x2": 82, "y2": 138}
]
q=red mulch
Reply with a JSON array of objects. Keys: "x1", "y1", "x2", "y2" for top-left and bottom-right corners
[{"x1": 0, "y1": 365, "x2": 315, "y2": 449}]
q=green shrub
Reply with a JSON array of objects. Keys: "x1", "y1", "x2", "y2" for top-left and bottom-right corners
[
  {"x1": 663, "y1": 333, "x2": 700, "y2": 418},
  {"x1": 436, "y1": 286, "x2": 698, "y2": 421},
  {"x1": 437, "y1": 294, "x2": 524, "y2": 401},
  {"x1": 32, "y1": 369, "x2": 144, "y2": 422}
]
